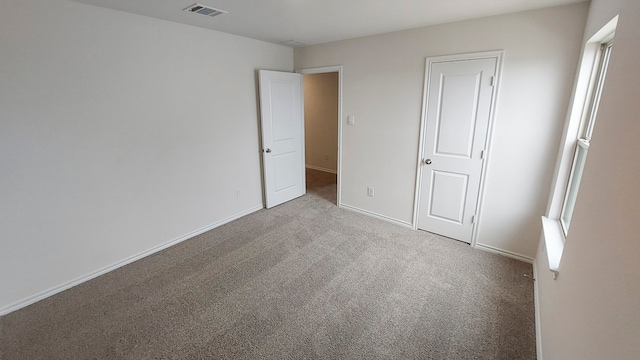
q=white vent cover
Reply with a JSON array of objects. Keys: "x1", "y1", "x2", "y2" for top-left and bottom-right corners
[
  {"x1": 280, "y1": 39, "x2": 307, "y2": 47},
  {"x1": 183, "y1": 3, "x2": 228, "y2": 18}
]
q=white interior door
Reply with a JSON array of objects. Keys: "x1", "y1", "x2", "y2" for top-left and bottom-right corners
[
  {"x1": 417, "y1": 56, "x2": 498, "y2": 243},
  {"x1": 259, "y1": 70, "x2": 305, "y2": 208}
]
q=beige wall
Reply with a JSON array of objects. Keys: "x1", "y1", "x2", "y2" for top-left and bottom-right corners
[
  {"x1": 0, "y1": 0, "x2": 292, "y2": 312},
  {"x1": 304, "y1": 73, "x2": 339, "y2": 173},
  {"x1": 295, "y1": 4, "x2": 589, "y2": 257},
  {"x1": 536, "y1": 0, "x2": 640, "y2": 358}
]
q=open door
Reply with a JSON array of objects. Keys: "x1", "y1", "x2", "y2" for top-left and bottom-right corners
[{"x1": 259, "y1": 70, "x2": 305, "y2": 208}]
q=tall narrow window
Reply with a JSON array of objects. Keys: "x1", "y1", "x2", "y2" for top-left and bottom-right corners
[{"x1": 560, "y1": 41, "x2": 613, "y2": 235}]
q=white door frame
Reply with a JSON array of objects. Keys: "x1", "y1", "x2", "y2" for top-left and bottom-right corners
[
  {"x1": 296, "y1": 65, "x2": 344, "y2": 208},
  {"x1": 412, "y1": 51, "x2": 504, "y2": 247}
]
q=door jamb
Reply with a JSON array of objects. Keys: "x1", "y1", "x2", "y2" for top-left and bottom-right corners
[
  {"x1": 296, "y1": 65, "x2": 344, "y2": 208},
  {"x1": 412, "y1": 51, "x2": 504, "y2": 248}
]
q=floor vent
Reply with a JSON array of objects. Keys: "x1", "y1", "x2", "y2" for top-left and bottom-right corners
[{"x1": 183, "y1": 3, "x2": 228, "y2": 18}]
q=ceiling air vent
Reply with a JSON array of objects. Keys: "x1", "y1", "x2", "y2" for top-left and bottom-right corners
[
  {"x1": 280, "y1": 39, "x2": 307, "y2": 47},
  {"x1": 183, "y1": 3, "x2": 228, "y2": 18}
]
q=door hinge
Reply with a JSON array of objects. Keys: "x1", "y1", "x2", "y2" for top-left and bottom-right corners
[
  {"x1": 480, "y1": 150, "x2": 485, "y2": 159},
  {"x1": 490, "y1": 76, "x2": 495, "y2": 86},
  {"x1": 471, "y1": 215, "x2": 476, "y2": 224}
]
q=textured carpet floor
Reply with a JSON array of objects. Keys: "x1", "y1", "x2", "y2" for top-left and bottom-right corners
[{"x1": 0, "y1": 169, "x2": 536, "y2": 359}]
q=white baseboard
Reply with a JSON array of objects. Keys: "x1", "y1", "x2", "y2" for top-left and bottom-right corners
[
  {"x1": 533, "y1": 260, "x2": 543, "y2": 360},
  {"x1": 339, "y1": 203, "x2": 413, "y2": 228},
  {"x1": 0, "y1": 204, "x2": 264, "y2": 316},
  {"x1": 305, "y1": 165, "x2": 337, "y2": 174},
  {"x1": 474, "y1": 243, "x2": 535, "y2": 263}
]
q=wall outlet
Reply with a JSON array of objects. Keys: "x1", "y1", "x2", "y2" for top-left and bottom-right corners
[
  {"x1": 236, "y1": 189, "x2": 242, "y2": 198},
  {"x1": 367, "y1": 186, "x2": 374, "y2": 197}
]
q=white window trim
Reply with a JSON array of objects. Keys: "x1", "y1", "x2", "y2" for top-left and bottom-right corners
[
  {"x1": 541, "y1": 16, "x2": 618, "y2": 279},
  {"x1": 559, "y1": 138, "x2": 589, "y2": 234}
]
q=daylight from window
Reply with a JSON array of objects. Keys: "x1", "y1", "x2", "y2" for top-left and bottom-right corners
[{"x1": 560, "y1": 41, "x2": 613, "y2": 235}]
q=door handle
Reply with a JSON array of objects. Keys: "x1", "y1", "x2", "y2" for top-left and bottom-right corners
[
  {"x1": 424, "y1": 159, "x2": 432, "y2": 165},
  {"x1": 264, "y1": 148, "x2": 272, "y2": 153}
]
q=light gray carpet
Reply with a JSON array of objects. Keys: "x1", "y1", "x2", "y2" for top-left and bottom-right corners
[{"x1": 0, "y1": 169, "x2": 536, "y2": 359}]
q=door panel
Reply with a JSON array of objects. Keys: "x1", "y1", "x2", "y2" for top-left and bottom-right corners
[
  {"x1": 429, "y1": 171, "x2": 469, "y2": 224},
  {"x1": 259, "y1": 70, "x2": 305, "y2": 208},
  {"x1": 273, "y1": 151, "x2": 299, "y2": 191},
  {"x1": 417, "y1": 57, "x2": 498, "y2": 243},
  {"x1": 271, "y1": 81, "x2": 296, "y2": 141},
  {"x1": 435, "y1": 73, "x2": 481, "y2": 158}
]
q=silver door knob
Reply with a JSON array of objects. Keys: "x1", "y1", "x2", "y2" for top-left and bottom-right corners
[
  {"x1": 265, "y1": 148, "x2": 272, "y2": 153},
  {"x1": 424, "y1": 159, "x2": 432, "y2": 165}
]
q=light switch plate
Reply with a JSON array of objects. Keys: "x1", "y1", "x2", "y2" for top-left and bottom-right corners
[{"x1": 347, "y1": 115, "x2": 355, "y2": 125}]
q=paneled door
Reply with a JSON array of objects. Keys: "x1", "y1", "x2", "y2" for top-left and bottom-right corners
[
  {"x1": 259, "y1": 70, "x2": 306, "y2": 208},
  {"x1": 417, "y1": 55, "x2": 499, "y2": 243}
]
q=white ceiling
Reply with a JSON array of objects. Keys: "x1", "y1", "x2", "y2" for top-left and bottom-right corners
[{"x1": 73, "y1": 0, "x2": 588, "y2": 46}]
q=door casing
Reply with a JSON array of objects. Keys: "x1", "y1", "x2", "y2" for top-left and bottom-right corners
[{"x1": 413, "y1": 51, "x2": 504, "y2": 247}]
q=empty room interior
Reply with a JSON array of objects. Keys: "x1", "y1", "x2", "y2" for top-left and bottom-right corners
[{"x1": 1, "y1": 0, "x2": 638, "y2": 359}]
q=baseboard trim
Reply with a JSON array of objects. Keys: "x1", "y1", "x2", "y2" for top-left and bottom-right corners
[
  {"x1": 533, "y1": 260, "x2": 543, "y2": 360},
  {"x1": 339, "y1": 203, "x2": 413, "y2": 228},
  {"x1": 305, "y1": 165, "x2": 337, "y2": 174},
  {"x1": 474, "y1": 243, "x2": 534, "y2": 263},
  {"x1": 0, "y1": 204, "x2": 264, "y2": 316}
]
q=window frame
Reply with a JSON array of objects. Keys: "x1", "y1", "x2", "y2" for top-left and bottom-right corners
[
  {"x1": 541, "y1": 16, "x2": 617, "y2": 278},
  {"x1": 559, "y1": 40, "x2": 613, "y2": 236}
]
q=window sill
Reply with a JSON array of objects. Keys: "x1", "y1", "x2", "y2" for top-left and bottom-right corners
[{"x1": 541, "y1": 216, "x2": 565, "y2": 279}]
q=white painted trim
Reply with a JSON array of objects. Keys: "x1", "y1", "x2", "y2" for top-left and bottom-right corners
[
  {"x1": 412, "y1": 51, "x2": 505, "y2": 249},
  {"x1": 533, "y1": 259, "x2": 544, "y2": 360},
  {"x1": 412, "y1": 55, "x2": 430, "y2": 228},
  {"x1": 296, "y1": 65, "x2": 341, "y2": 75},
  {"x1": 296, "y1": 65, "x2": 343, "y2": 208},
  {"x1": 474, "y1": 242, "x2": 534, "y2": 264},
  {"x1": 305, "y1": 164, "x2": 337, "y2": 174},
  {"x1": 0, "y1": 205, "x2": 264, "y2": 316},
  {"x1": 300, "y1": 74, "x2": 307, "y2": 196},
  {"x1": 545, "y1": 16, "x2": 618, "y2": 219},
  {"x1": 470, "y1": 51, "x2": 504, "y2": 248},
  {"x1": 541, "y1": 216, "x2": 564, "y2": 278},
  {"x1": 340, "y1": 204, "x2": 413, "y2": 228}
]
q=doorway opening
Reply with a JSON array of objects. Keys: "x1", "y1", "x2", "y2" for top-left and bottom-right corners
[{"x1": 299, "y1": 66, "x2": 343, "y2": 206}]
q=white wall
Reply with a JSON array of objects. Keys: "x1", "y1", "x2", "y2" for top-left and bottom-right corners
[
  {"x1": 0, "y1": 0, "x2": 292, "y2": 313},
  {"x1": 536, "y1": 0, "x2": 640, "y2": 358},
  {"x1": 295, "y1": 4, "x2": 589, "y2": 257},
  {"x1": 304, "y1": 73, "x2": 339, "y2": 173}
]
